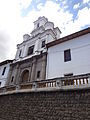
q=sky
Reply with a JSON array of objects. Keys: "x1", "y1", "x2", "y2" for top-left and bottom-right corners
[{"x1": 0, "y1": 0, "x2": 90, "y2": 62}]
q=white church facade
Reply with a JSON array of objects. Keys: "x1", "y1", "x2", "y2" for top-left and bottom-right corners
[
  {"x1": 15, "y1": 16, "x2": 61, "y2": 61},
  {"x1": 6, "y1": 16, "x2": 61, "y2": 86}
]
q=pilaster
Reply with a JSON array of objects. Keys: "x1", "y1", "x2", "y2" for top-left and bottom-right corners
[{"x1": 30, "y1": 59, "x2": 36, "y2": 81}]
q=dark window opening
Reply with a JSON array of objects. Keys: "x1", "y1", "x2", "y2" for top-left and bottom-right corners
[
  {"x1": 11, "y1": 76, "x2": 14, "y2": 83},
  {"x1": 41, "y1": 40, "x2": 45, "y2": 48},
  {"x1": 64, "y1": 49, "x2": 71, "y2": 62},
  {"x1": 2, "y1": 67, "x2": 6, "y2": 75},
  {"x1": 37, "y1": 71, "x2": 40, "y2": 78},
  {"x1": 19, "y1": 50, "x2": 22, "y2": 57},
  {"x1": 0, "y1": 82, "x2": 1, "y2": 86},
  {"x1": 64, "y1": 73, "x2": 73, "y2": 77},
  {"x1": 27, "y1": 45, "x2": 34, "y2": 55},
  {"x1": 37, "y1": 23, "x2": 39, "y2": 28}
]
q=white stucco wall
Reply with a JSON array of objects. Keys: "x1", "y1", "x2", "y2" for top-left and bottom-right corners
[
  {"x1": 0, "y1": 64, "x2": 10, "y2": 87},
  {"x1": 46, "y1": 33, "x2": 90, "y2": 79}
]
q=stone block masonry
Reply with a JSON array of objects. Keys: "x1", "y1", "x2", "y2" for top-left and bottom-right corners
[{"x1": 0, "y1": 89, "x2": 90, "y2": 120}]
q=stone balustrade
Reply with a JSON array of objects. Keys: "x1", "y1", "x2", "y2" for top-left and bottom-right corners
[{"x1": 0, "y1": 73, "x2": 90, "y2": 94}]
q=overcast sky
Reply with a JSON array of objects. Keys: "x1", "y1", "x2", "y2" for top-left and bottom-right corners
[{"x1": 0, "y1": 0, "x2": 90, "y2": 62}]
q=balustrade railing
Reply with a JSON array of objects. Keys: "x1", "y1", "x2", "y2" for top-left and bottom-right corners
[
  {"x1": 62, "y1": 75, "x2": 90, "y2": 86},
  {"x1": 0, "y1": 73, "x2": 90, "y2": 94}
]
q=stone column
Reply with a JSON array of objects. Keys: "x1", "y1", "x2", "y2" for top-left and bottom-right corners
[
  {"x1": 28, "y1": 66, "x2": 31, "y2": 82},
  {"x1": 15, "y1": 47, "x2": 19, "y2": 60},
  {"x1": 14, "y1": 64, "x2": 20, "y2": 85},
  {"x1": 41, "y1": 55, "x2": 46, "y2": 80},
  {"x1": 30, "y1": 59, "x2": 36, "y2": 82},
  {"x1": 46, "y1": 33, "x2": 49, "y2": 43},
  {"x1": 23, "y1": 44, "x2": 28, "y2": 57},
  {"x1": 14, "y1": 64, "x2": 19, "y2": 84},
  {"x1": 5, "y1": 65, "x2": 13, "y2": 86},
  {"x1": 34, "y1": 37, "x2": 40, "y2": 55}
]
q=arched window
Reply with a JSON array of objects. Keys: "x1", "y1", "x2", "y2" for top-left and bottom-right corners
[{"x1": 21, "y1": 70, "x2": 29, "y2": 83}]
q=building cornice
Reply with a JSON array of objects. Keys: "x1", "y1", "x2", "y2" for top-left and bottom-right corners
[
  {"x1": 0, "y1": 60, "x2": 13, "y2": 66},
  {"x1": 46, "y1": 27, "x2": 90, "y2": 48},
  {"x1": 17, "y1": 29, "x2": 57, "y2": 47},
  {"x1": 12, "y1": 52, "x2": 47, "y2": 66}
]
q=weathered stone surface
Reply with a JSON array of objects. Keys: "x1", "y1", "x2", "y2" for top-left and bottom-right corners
[
  {"x1": 0, "y1": 89, "x2": 90, "y2": 120},
  {"x1": 6, "y1": 53, "x2": 47, "y2": 86}
]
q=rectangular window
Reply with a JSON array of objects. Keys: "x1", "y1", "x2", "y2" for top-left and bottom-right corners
[
  {"x1": 41, "y1": 40, "x2": 45, "y2": 48},
  {"x1": 2, "y1": 67, "x2": 6, "y2": 75},
  {"x1": 11, "y1": 76, "x2": 14, "y2": 83},
  {"x1": 37, "y1": 71, "x2": 40, "y2": 78},
  {"x1": 27, "y1": 45, "x2": 34, "y2": 55},
  {"x1": 19, "y1": 49, "x2": 22, "y2": 57},
  {"x1": 64, "y1": 49, "x2": 71, "y2": 62},
  {"x1": 37, "y1": 23, "x2": 39, "y2": 28}
]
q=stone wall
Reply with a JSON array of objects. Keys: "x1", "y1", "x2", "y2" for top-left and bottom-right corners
[{"x1": 0, "y1": 89, "x2": 90, "y2": 120}]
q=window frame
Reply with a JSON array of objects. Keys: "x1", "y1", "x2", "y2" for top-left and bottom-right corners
[
  {"x1": 11, "y1": 76, "x2": 14, "y2": 83},
  {"x1": 19, "y1": 49, "x2": 22, "y2": 57},
  {"x1": 2, "y1": 67, "x2": 6, "y2": 75},
  {"x1": 27, "y1": 45, "x2": 34, "y2": 56},
  {"x1": 37, "y1": 23, "x2": 39, "y2": 28},
  {"x1": 37, "y1": 71, "x2": 40, "y2": 79},
  {"x1": 41, "y1": 40, "x2": 45, "y2": 48},
  {"x1": 64, "y1": 49, "x2": 71, "y2": 62}
]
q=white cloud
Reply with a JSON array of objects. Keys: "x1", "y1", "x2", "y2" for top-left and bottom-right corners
[
  {"x1": 28, "y1": 1, "x2": 73, "y2": 28},
  {"x1": 0, "y1": 0, "x2": 20, "y2": 61},
  {"x1": 19, "y1": 0, "x2": 32, "y2": 9},
  {"x1": 0, "y1": 0, "x2": 33, "y2": 61},
  {"x1": 73, "y1": 3, "x2": 80, "y2": 9},
  {"x1": 35, "y1": 0, "x2": 42, "y2": 3},
  {"x1": 77, "y1": 7, "x2": 90, "y2": 25},
  {"x1": 83, "y1": 0, "x2": 90, "y2": 4},
  {"x1": 61, "y1": 7, "x2": 90, "y2": 36},
  {"x1": 37, "y1": 3, "x2": 43, "y2": 10}
]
